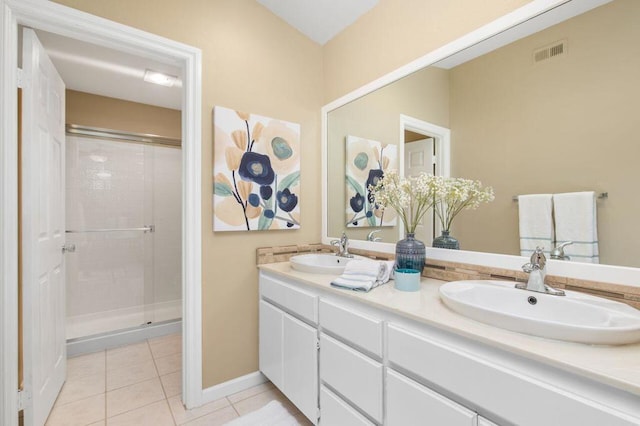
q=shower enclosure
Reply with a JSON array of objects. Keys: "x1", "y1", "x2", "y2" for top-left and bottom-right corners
[{"x1": 64, "y1": 126, "x2": 182, "y2": 348}]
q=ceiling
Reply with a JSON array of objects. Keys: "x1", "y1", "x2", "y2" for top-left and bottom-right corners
[
  {"x1": 33, "y1": 1, "x2": 379, "y2": 109},
  {"x1": 36, "y1": 30, "x2": 183, "y2": 110},
  {"x1": 256, "y1": 0, "x2": 379, "y2": 45}
]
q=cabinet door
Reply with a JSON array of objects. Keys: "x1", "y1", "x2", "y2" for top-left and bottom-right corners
[
  {"x1": 283, "y1": 313, "x2": 318, "y2": 423},
  {"x1": 387, "y1": 369, "x2": 477, "y2": 426},
  {"x1": 259, "y1": 300, "x2": 283, "y2": 389}
]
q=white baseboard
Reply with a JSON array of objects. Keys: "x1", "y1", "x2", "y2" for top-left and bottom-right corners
[{"x1": 201, "y1": 371, "x2": 268, "y2": 404}]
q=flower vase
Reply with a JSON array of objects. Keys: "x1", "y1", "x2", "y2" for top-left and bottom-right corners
[
  {"x1": 432, "y1": 230, "x2": 460, "y2": 250},
  {"x1": 395, "y1": 233, "x2": 426, "y2": 271}
]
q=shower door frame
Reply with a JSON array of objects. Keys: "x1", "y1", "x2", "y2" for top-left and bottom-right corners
[{"x1": 0, "y1": 0, "x2": 203, "y2": 423}]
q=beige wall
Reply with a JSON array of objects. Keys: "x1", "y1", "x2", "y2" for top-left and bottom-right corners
[
  {"x1": 450, "y1": 0, "x2": 640, "y2": 267},
  {"x1": 54, "y1": 0, "x2": 324, "y2": 388},
  {"x1": 322, "y1": 0, "x2": 534, "y2": 103},
  {"x1": 327, "y1": 67, "x2": 449, "y2": 242},
  {"x1": 66, "y1": 90, "x2": 181, "y2": 138},
  {"x1": 51, "y1": 0, "x2": 554, "y2": 388}
]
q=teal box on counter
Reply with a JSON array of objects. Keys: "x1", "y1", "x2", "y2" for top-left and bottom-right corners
[{"x1": 394, "y1": 268, "x2": 421, "y2": 292}]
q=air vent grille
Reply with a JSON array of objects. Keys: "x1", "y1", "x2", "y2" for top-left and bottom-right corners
[{"x1": 533, "y1": 40, "x2": 566, "y2": 63}]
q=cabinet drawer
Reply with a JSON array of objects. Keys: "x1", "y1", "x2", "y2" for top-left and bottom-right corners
[
  {"x1": 386, "y1": 369, "x2": 476, "y2": 426},
  {"x1": 319, "y1": 299, "x2": 383, "y2": 357},
  {"x1": 320, "y1": 386, "x2": 374, "y2": 426},
  {"x1": 387, "y1": 324, "x2": 639, "y2": 426},
  {"x1": 260, "y1": 274, "x2": 318, "y2": 324},
  {"x1": 320, "y1": 334, "x2": 383, "y2": 423}
]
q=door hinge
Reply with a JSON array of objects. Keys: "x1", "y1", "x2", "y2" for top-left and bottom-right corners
[
  {"x1": 316, "y1": 339, "x2": 320, "y2": 350},
  {"x1": 17, "y1": 389, "x2": 31, "y2": 411},
  {"x1": 16, "y1": 68, "x2": 24, "y2": 89}
]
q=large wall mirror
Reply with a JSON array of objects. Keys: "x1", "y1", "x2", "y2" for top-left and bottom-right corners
[{"x1": 323, "y1": 0, "x2": 640, "y2": 281}]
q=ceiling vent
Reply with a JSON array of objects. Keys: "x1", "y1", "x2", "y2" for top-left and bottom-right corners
[{"x1": 533, "y1": 40, "x2": 566, "y2": 63}]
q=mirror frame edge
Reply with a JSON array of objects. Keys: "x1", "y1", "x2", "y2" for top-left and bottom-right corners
[{"x1": 321, "y1": 0, "x2": 640, "y2": 287}]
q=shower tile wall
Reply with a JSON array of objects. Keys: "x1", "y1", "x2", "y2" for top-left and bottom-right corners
[{"x1": 65, "y1": 135, "x2": 181, "y2": 339}]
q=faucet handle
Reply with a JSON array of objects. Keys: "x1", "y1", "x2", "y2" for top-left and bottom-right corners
[
  {"x1": 550, "y1": 241, "x2": 573, "y2": 260},
  {"x1": 530, "y1": 247, "x2": 546, "y2": 270},
  {"x1": 367, "y1": 229, "x2": 382, "y2": 241}
]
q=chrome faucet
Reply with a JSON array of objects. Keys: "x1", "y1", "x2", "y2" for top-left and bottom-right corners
[
  {"x1": 367, "y1": 229, "x2": 382, "y2": 242},
  {"x1": 331, "y1": 232, "x2": 353, "y2": 258},
  {"x1": 550, "y1": 241, "x2": 573, "y2": 261},
  {"x1": 516, "y1": 247, "x2": 565, "y2": 296}
]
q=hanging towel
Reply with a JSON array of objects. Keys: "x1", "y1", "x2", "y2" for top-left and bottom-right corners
[
  {"x1": 331, "y1": 260, "x2": 395, "y2": 292},
  {"x1": 518, "y1": 194, "x2": 554, "y2": 257},
  {"x1": 553, "y1": 191, "x2": 599, "y2": 264}
]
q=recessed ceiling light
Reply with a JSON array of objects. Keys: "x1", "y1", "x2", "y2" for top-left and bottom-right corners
[{"x1": 143, "y1": 69, "x2": 177, "y2": 87}]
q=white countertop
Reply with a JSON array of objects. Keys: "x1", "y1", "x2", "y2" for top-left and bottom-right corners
[{"x1": 259, "y1": 262, "x2": 640, "y2": 397}]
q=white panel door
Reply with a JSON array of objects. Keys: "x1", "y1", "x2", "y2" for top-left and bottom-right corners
[
  {"x1": 283, "y1": 313, "x2": 318, "y2": 424},
  {"x1": 21, "y1": 28, "x2": 67, "y2": 426},
  {"x1": 259, "y1": 300, "x2": 284, "y2": 389},
  {"x1": 404, "y1": 138, "x2": 435, "y2": 243}
]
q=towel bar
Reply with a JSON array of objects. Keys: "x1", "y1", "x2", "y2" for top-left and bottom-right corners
[{"x1": 513, "y1": 192, "x2": 608, "y2": 202}]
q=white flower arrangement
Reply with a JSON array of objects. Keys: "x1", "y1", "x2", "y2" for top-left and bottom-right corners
[
  {"x1": 434, "y1": 177, "x2": 495, "y2": 232},
  {"x1": 369, "y1": 170, "x2": 440, "y2": 234},
  {"x1": 370, "y1": 171, "x2": 494, "y2": 235}
]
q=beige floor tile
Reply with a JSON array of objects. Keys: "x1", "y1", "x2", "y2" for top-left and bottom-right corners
[
  {"x1": 181, "y1": 406, "x2": 238, "y2": 426},
  {"x1": 45, "y1": 394, "x2": 105, "y2": 426},
  {"x1": 149, "y1": 334, "x2": 182, "y2": 359},
  {"x1": 88, "y1": 422, "x2": 106, "y2": 426},
  {"x1": 232, "y1": 388, "x2": 296, "y2": 417},
  {"x1": 55, "y1": 371, "x2": 105, "y2": 406},
  {"x1": 107, "y1": 400, "x2": 175, "y2": 426},
  {"x1": 107, "y1": 342, "x2": 153, "y2": 371},
  {"x1": 106, "y1": 377, "x2": 165, "y2": 417},
  {"x1": 160, "y1": 371, "x2": 182, "y2": 398},
  {"x1": 154, "y1": 352, "x2": 181, "y2": 376},
  {"x1": 107, "y1": 359, "x2": 158, "y2": 391},
  {"x1": 67, "y1": 351, "x2": 105, "y2": 380},
  {"x1": 227, "y1": 382, "x2": 275, "y2": 404},
  {"x1": 167, "y1": 395, "x2": 230, "y2": 425}
]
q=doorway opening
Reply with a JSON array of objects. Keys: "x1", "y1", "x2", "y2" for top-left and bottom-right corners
[
  {"x1": 1, "y1": 2, "x2": 203, "y2": 425},
  {"x1": 399, "y1": 114, "x2": 451, "y2": 243}
]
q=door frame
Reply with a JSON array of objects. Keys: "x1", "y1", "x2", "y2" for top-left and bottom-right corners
[
  {"x1": 399, "y1": 114, "x2": 451, "y2": 238},
  {"x1": 0, "y1": 1, "x2": 203, "y2": 424}
]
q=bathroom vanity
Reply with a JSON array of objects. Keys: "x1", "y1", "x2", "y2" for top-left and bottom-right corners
[{"x1": 258, "y1": 262, "x2": 640, "y2": 426}]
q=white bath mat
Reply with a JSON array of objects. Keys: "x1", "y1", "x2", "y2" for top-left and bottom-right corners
[{"x1": 224, "y1": 400, "x2": 300, "y2": 426}]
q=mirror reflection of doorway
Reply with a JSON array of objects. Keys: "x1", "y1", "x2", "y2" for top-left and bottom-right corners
[{"x1": 400, "y1": 115, "x2": 451, "y2": 245}]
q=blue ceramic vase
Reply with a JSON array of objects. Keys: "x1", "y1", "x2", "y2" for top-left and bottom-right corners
[{"x1": 395, "y1": 233, "x2": 425, "y2": 271}]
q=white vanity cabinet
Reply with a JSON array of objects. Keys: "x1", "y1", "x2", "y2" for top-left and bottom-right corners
[
  {"x1": 258, "y1": 275, "x2": 319, "y2": 424},
  {"x1": 258, "y1": 269, "x2": 640, "y2": 426}
]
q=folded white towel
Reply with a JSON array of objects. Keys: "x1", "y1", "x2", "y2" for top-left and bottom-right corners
[
  {"x1": 332, "y1": 260, "x2": 395, "y2": 292},
  {"x1": 553, "y1": 191, "x2": 599, "y2": 264},
  {"x1": 342, "y1": 259, "x2": 395, "y2": 281},
  {"x1": 518, "y1": 194, "x2": 554, "y2": 257},
  {"x1": 331, "y1": 276, "x2": 378, "y2": 292}
]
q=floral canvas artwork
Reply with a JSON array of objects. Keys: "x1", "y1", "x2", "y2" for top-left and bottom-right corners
[
  {"x1": 213, "y1": 106, "x2": 301, "y2": 231},
  {"x1": 345, "y1": 135, "x2": 398, "y2": 228}
]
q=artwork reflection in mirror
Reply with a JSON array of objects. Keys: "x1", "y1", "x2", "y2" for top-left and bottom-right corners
[
  {"x1": 345, "y1": 135, "x2": 398, "y2": 228},
  {"x1": 326, "y1": 0, "x2": 640, "y2": 268}
]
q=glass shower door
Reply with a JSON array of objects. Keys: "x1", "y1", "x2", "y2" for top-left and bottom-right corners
[{"x1": 66, "y1": 135, "x2": 154, "y2": 339}]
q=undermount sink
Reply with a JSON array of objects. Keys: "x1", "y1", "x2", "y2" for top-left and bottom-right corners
[
  {"x1": 289, "y1": 253, "x2": 362, "y2": 275},
  {"x1": 439, "y1": 280, "x2": 640, "y2": 345}
]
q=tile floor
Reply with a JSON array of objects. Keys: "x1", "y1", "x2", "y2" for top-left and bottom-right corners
[{"x1": 46, "y1": 333, "x2": 311, "y2": 425}]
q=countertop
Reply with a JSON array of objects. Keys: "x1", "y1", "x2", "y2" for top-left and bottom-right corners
[{"x1": 259, "y1": 262, "x2": 640, "y2": 397}]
